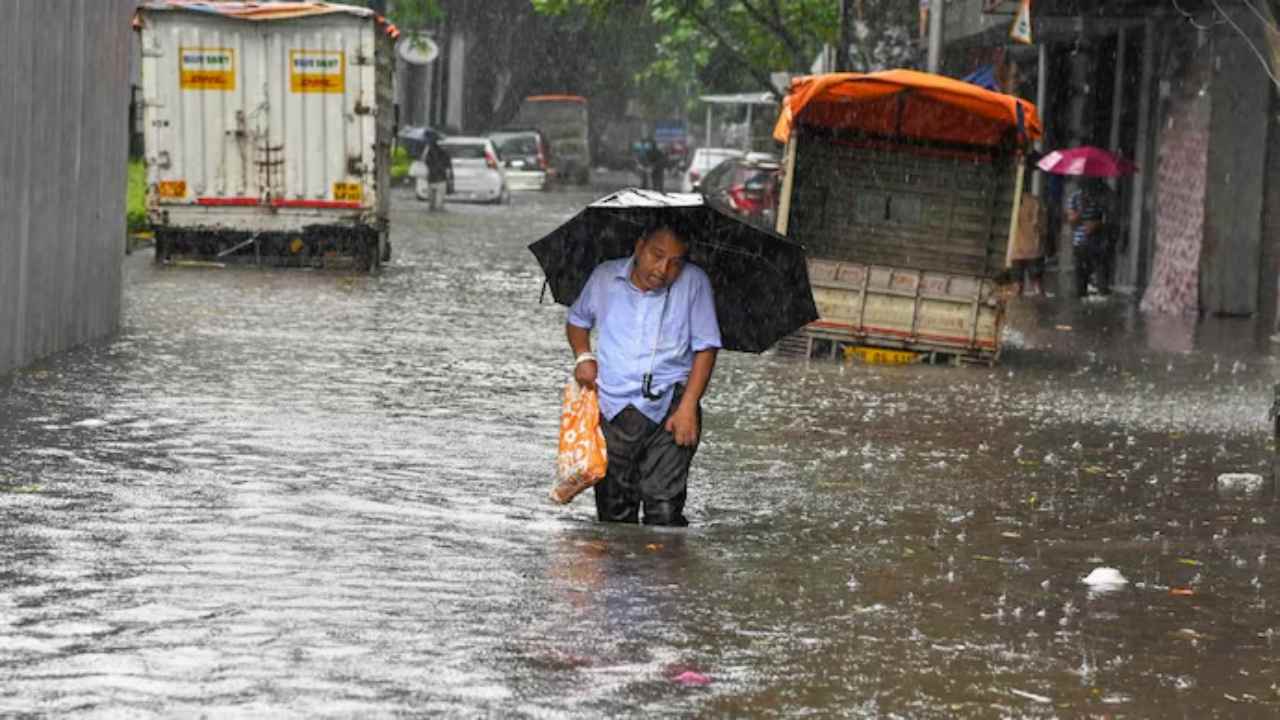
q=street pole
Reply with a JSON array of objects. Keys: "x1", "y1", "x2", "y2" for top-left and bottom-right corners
[
  {"x1": 1033, "y1": 43, "x2": 1047, "y2": 197},
  {"x1": 705, "y1": 104, "x2": 712, "y2": 150},
  {"x1": 927, "y1": 0, "x2": 945, "y2": 74},
  {"x1": 837, "y1": 0, "x2": 851, "y2": 72},
  {"x1": 1128, "y1": 17, "x2": 1156, "y2": 292},
  {"x1": 1108, "y1": 27, "x2": 1127, "y2": 190}
]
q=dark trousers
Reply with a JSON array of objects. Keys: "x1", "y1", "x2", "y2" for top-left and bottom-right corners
[
  {"x1": 594, "y1": 388, "x2": 698, "y2": 527},
  {"x1": 1073, "y1": 239, "x2": 1112, "y2": 297}
]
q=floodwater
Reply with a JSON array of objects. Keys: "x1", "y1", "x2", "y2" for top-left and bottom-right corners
[{"x1": 3, "y1": 176, "x2": 1279, "y2": 717}]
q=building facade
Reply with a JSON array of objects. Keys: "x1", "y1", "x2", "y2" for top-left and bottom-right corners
[{"x1": 944, "y1": 0, "x2": 1280, "y2": 321}]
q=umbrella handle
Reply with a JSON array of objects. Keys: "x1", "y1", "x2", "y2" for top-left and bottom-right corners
[
  {"x1": 539, "y1": 279, "x2": 548, "y2": 305},
  {"x1": 642, "y1": 373, "x2": 664, "y2": 400}
]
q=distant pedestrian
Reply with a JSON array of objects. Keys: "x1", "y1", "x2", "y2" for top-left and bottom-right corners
[
  {"x1": 1009, "y1": 191, "x2": 1047, "y2": 295},
  {"x1": 1067, "y1": 178, "x2": 1112, "y2": 296},
  {"x1": 418, "y1": 137, "x2": 452, "y2": 211},
  {"x1": 643, "y1": 137, "x2": 668, "y2": 193}
]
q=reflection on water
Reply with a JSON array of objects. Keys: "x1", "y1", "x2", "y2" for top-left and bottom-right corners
[{"x1": 2, "y1": 180, "x2": 1279, "y2": 716}]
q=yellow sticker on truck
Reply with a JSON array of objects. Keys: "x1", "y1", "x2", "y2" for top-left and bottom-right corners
[
  {"x1": 179, "y1": 47, "x2": 235, "y2": 91},
  {"x1": 333, "y1": 182, "x2": 362, "y2": 202},
  {"x1": 156, "y1": 180, "x2": 187, "y2": 200},
  {"x1": 290, "y1": 50, "x2": 345, "y2": 94}
]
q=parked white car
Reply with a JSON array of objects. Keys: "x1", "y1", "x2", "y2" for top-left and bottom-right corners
[
  {"x1": 440, "y1": 137, "x2": 509, "y2": 204},
  {"x1": 681, "y1": 147, "x2": 745, "y2": 192},
  {"x1": 489, "y1": 129, "x2": 549, "y2": 191}
]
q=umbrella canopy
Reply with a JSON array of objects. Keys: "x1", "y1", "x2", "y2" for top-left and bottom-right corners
[
  {"x1": 529, "y1": 189, "x2": 819, "y2": 353},
  {"x1": 1036, "y1": 146, "x2": 1137, "y2": 177}
]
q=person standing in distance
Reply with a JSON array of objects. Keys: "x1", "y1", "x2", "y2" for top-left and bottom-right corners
[
  {"x1": 419, "y1": 137, "x2": 453, "y2": 212},
  {"x1": 1068, "y1": 178, "x2": 1112, "y2": 296},
  {"x1": 643, "y1": 137, "x2": 669, "y2": 193},
  {"x1": 565, "y1": 225, "x2": 721, "y2": 526}
]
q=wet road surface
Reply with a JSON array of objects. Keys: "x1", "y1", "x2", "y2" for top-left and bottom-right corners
[{"x1": 2, "y1": 177, "x2": 1279, "y2": 717}]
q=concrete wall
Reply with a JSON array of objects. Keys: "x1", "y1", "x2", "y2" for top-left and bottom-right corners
[
  {"x1": 1263, "y1": 92, "x2": 1280, "y2": 330},
  {"x1": 1202, "y1": 10, "x2": 1271, "y2": 317},
  {"x1": 0, "y1": 0, "x2": 135, "y2": 377}
]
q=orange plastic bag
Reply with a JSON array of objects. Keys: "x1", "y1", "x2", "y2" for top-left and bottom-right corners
[{"x1": 550, "y1": 380, "x2": 608, "y2": 504}]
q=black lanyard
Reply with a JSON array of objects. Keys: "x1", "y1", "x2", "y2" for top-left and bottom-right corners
[{"x1": 641, "y1": 288, "x2": 671, "y2": 400}]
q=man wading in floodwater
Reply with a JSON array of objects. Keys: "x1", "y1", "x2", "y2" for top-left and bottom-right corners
[{"x1": 566, "y1": 225, "x2": 721, "y2": 526}]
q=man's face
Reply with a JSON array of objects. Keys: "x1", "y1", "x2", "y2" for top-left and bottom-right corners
[{"x1": 632, "y1": 228, "x2": 688, "y2": 292}]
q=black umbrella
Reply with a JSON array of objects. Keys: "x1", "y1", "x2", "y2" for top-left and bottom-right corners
[{"x1": 528, "y1": 189, "x2": 819, "y2": 353}]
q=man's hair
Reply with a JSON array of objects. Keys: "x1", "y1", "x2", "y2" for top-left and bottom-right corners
[{"x1": 642, "y1": 222, "x2": 689, "y2": 248}]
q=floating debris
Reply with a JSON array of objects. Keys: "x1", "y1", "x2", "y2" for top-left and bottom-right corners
[
  {"x1": 1082, "y1": 567, "x2": 1128, "y2": 589},
  {"x1": 1009, "y1": 688, "x2": 1052, "y2": 703},
  {"x1": 672, "y1": 670, "x2": 711, "y2": 687},
  {"x1": 1216, "y1": 473, "x2": 1267, "y2": 496}
]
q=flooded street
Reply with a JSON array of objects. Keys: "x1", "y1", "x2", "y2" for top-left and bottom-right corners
[{"x1": 3, "y1": 179, "x2": 1280, "y2": 717}]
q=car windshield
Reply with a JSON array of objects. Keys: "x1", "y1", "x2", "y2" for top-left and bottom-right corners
[
  {"x1": 442, "y1": 143, "x2": 487, "y2": 160},
  {"x1": 495, "y1": 136, "x2": 538, "y2": 157}
]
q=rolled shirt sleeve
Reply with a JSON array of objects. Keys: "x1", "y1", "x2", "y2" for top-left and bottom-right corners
[{"x1": 688, "y1": 267, "x2": 722, "y2": 352}]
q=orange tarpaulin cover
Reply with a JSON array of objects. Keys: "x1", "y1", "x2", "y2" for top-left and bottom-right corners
[{"x1": 773, "y1": 69, "x2": 1042, "y2": 148}]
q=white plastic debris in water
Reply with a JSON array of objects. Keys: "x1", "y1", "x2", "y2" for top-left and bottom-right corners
[
  {"x1": 1082, "y1": 567, "x2": 1128, "y2": 589},
  {"x1": 1009, "y1": 688, "x2": 1052, "y2": 703},
  {"x1": 1216, "y1": 473, "x2": 1267, "y2": 496}
]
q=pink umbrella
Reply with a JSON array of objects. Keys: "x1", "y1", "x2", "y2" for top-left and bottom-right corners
[{"x1": 1036, "y1": 146, "x2": 1137, "y2": 177}]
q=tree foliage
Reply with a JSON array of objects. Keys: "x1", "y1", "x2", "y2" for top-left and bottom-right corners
[{"x1": 534, "y1": 0, "x2": 919, "y2": 99}]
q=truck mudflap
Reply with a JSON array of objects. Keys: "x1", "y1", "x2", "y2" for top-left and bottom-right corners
[
  {"x1": 154, "y1": 224, "x2": 386, "y2": 271},
  {"x1": 784, "y1": 258, "x2": 1007, "y2": 365}
]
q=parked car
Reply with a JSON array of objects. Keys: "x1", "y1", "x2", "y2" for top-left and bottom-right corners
[
  {"x1": 489, "y1": 129, "x2": 549, "y2": 191},
  {"x1": 695, "y1": 153, "x2": 782, "y2": 229},
  {"x1": 438, "y1": 137, "x2": 509, "y2": 204},
  {"x1": 680, "y1": 147, "x2": 745, "y2": 192}
]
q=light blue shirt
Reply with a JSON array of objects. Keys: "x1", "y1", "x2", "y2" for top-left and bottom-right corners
[{"x1": 568, "y1": 256, "x2": 721, "y2": 423}]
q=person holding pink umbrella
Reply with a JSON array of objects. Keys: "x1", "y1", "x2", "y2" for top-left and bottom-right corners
[
  {"x1": 1066, "y1": 178, "x2": 1114, "y2": 296},
  {"x1": 1037, "y1": 147, "x2": 1136, "y2": 297}
]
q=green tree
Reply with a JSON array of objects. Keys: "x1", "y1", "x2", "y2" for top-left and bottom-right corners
[{"x1": 535, "y1": 0, "x2": 919, "y2": 99}]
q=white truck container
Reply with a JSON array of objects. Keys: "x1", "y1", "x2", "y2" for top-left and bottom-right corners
[{"x1": 134, "y1": 1, "x2": 395, "y2": 269}]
